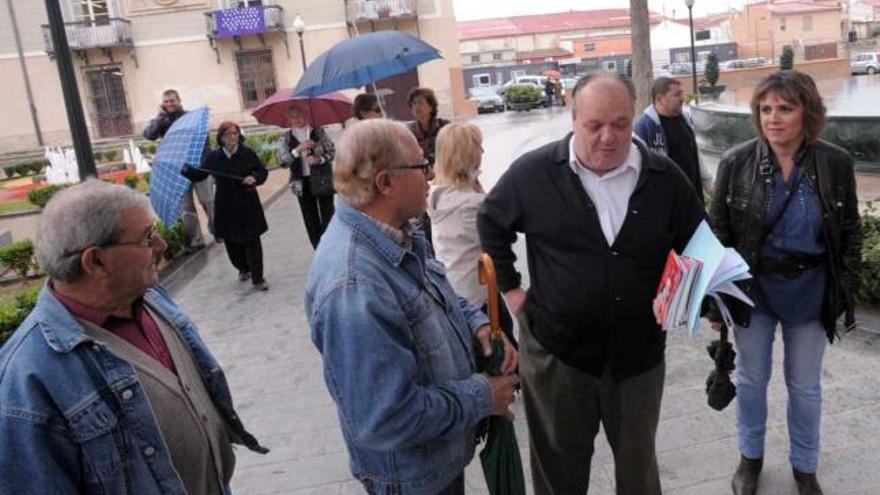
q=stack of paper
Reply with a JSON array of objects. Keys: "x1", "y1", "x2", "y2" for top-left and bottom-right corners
[{"x1": 652, "y1": 220, "x2": 755, "y2": 336}]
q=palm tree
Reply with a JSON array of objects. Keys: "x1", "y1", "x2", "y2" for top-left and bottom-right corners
[{"x1": 629, "y1": 0, "x2": 654, "y2": 112}]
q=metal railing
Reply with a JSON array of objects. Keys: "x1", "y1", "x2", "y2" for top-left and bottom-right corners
[
  {"x1": 346, "y1": 0, "x2": 417, "y2": 24},
  {"x1": 205, "y1": 5, "x2": 285, "y2": 39},
  {"x1": 41, "y1": 18, "x2": 133, "y2": 55}
]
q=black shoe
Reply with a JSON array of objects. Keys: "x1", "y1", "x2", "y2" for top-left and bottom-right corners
[
  {"x1": 793, "y1": 469, "x2": 824, "y2": 495},
  {"x1": 238, "y1": 271, "x2": 250, "y2": 281},
  {"x1": 731, "y1": 456, "x2": 762, "y2": 495},
  {"x1": 253, "y1": 281, "x2": 269, "y2": 291}
]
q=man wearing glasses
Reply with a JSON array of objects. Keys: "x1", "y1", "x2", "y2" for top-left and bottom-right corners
[
  {"x1": 0, "y1": 180, "x2": 267, "y2": 494},
  {"x1": 305, "y1": 119, "x2": 519, "y2": 495}
]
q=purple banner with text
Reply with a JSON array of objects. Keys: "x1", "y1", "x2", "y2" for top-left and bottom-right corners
[{"x1": 215, "y1": 7, "x2": 265, "y2": 38}]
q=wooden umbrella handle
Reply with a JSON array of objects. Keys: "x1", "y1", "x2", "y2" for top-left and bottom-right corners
[{"x1": 478, "y1": 253, "x2": 502, "y2": 337}]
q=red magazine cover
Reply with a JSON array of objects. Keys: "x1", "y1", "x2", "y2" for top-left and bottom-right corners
[{"x1": 653, "y1": 250, "x2": 682, "y2": 326}]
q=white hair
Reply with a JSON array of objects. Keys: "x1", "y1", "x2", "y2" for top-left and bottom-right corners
[
  {"x1": 333, "y1": 119, "x2": 411, "y2": 207},
  {"x1": 35, "y1": 179, "x2": 153, "y2": 282}
]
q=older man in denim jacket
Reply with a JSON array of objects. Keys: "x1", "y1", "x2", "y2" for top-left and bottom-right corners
[
  {"x1": 0, "y1": 180, "x2": 267, "y2": 494},
  {"x1": 306, "y1": 119, "x2": 519, "y2": 495}
]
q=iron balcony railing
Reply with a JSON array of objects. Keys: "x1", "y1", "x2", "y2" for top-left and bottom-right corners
[
  {"x1": 41, "y1": 18, "x2": 133, "y2": 55},
  {"x1": 346, "y1": 0, "x2": 417, "y2": 24},
  {"x1": 204, "y1": 5, "x2": 288, "y2": 63}
]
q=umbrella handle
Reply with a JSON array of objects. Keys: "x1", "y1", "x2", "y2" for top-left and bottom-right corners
[
  {"x1": 371, "y1": 82, "x2": 387, "y2": 118},
  {"x1": 478, "y1": 253, "x2": 502, "y2": 337}
]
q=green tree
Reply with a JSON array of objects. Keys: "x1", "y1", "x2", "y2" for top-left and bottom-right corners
[
  {"x1": 780, "y1": 46, "x2": 794, "y2": 70},
  {"x1": 705, "y1": 53, "x2": 720, "y2": 87}
]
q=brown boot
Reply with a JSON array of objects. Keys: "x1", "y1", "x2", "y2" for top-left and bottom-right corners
[
  {"x1": 793, "y1": 468, "x2": 824, "y2": 495},
  {"x1": 731, "y1": 455, "x2": 763, "y2": 495}
]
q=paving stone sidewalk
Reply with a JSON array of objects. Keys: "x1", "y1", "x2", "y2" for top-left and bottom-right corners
[{"x1": 168, "y1": 185, "x2": 880, "y2": 495}]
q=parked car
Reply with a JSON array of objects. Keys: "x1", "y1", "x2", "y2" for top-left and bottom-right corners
[
  {"x1": 559, "y1": 77, "x2": 578, "y2": 90},
  {"x1": 720, "y1": 57, "x2": 769, "y2": 70},
  {"x1": 670, "y1": 61, "x2": 706, "y2": 75},
  {"x1": 851, "y1": 52, "x2": 880, "y2": 75},
  {"x1": 468, "y1": 86, "x2": 505, "y2": 113}
]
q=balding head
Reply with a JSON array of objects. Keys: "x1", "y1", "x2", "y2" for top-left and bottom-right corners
[
  {"x1": 571, "y1": 72, "x2": 636, "y2": 119},
  {"x1": 333, "y1": 119, "x2": 414, "y2": 207},
  {"x1": 571, "y1": 72, "x2": 636, "y2": 175}
]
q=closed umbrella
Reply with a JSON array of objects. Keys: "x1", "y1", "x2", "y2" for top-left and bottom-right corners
[
  {"x1": 251, "y1": 90, "x2": 352, "y2": 128},
  {"x1": 293, "y1": 31, "x2": 441, "y2": 114},
  {"x1": 477, "y1": 253, "x2": 526, "y2": 495},
  {"x1": 706, "y1": 323, "x2": 737, "y2": 411}
]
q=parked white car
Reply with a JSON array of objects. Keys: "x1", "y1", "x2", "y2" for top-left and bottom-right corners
[{"x1": 851, "y1": 52, "x2": 880, "y2": 75}]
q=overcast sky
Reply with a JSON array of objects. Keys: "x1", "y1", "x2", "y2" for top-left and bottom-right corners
[{"x1": 452, "y1": 0, "x2": 749, "y2": 22}]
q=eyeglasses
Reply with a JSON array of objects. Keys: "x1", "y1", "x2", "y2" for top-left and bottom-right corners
[
  {"x1": 64, "y1": 225, "x2": 163, "y2": 257},
  {"x1": 110, "y1": 226, "x2": 163, "y2": 250},
  {"x1": 391, "y1": 159, "x2": 433, "y2": 175}
]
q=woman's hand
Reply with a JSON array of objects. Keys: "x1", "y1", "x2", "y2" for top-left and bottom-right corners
[
  {"x1": 305, "y1": 155, "x2": 323, "y2": 166},
  {"x1": 295, "y1": 139, "x2": 316, "y2": 154},
  {"x1": 242, "y1": 175, "x2": 257, "y2": 187}
]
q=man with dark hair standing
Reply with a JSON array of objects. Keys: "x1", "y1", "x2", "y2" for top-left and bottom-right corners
[
  {"x1": 479, "y1": 73, "x2": 705, "y2": 495},
  {"x1": 633, "y1": 77, "x2": 706, "y2": 205},
  {"x1": 144, "y1": 88, "x2": 217, "y2": 250}
]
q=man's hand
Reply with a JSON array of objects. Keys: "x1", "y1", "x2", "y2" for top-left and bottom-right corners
[
  {"x1": 242, "y1": 175, "x2": 257, "y2": 187},
  {"x1": 504, "y1": 288, "x2": 526, "y2": 315},
  {"x1": 305, "y1": 155, "x2": 323, "y2": 166},
  {"x1": 475, "y1": 325, "x2": 518, "y2": 375},
  {"x1": 487, "y1": 374, "x2": 519, "y2": 420}
]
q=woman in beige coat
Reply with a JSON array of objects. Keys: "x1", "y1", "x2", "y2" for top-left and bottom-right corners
[{"x1": 427, "y1": 122, "x2": 487, "y2": 306}]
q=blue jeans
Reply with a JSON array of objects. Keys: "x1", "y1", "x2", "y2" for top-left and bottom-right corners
[{"x1": 734, "y1": 312, "x2": 827, "y2": 472}]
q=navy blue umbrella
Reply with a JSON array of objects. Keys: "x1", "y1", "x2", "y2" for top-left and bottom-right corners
[
  {"x1": 150, "y1": 106, "x2": 210, "y2": 226},
  {"x1": 293, "y1": 31, "x2": 441, "y2": 100}
]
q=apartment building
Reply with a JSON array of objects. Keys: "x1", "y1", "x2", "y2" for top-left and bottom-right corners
[
  {"x1": 0, "y1": 0, "x2": 466, "y2": 153},
  {"x1": 730, "y1": 1, "x2": 845, "y2": 60}
]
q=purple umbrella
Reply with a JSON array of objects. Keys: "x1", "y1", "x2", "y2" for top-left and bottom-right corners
[{"x1": 251, "y1": 89, "x2": 352, "y2": 128}]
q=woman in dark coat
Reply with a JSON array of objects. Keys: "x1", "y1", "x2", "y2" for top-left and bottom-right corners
[
  {"x1": 184, "y1": 121, "x2": 269, "y2": 291},
  {"x1": 709, "y1": 71, "x2": 862, "y2": 495},
  {"x1": 406, "y1": 87, "x2": 449, "y2": 165}
]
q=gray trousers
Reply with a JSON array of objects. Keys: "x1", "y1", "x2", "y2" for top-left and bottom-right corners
[
  {"x1": 519, "y1": 313, "x2": 665, "y2": 495},
  {"x1": 182, "y1": 177, "x2": 215, "y2": 246}
]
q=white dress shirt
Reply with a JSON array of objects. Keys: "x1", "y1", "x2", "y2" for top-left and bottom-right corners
[
  {"x1": 567, "y1": 138, "x2": 641, "y2": 246},
  {"x1": 291, "y1": 126, "x2": 312, "y2": 177}
]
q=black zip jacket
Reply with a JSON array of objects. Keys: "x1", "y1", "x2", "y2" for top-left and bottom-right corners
[
  {"x1": 478, "y1": 136, "x2": 704, "y2": 381},
  {"x1": 709, "y1": 138, "x2": 863, "y2": 341}
]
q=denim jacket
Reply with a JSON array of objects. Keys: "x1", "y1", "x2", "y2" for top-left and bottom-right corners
[
  {"x1": 305, "y1": 200, "x2": 493, "y2": 495},
  {"x1": 0, "y1": 283, "x2": 267, "y2": 494}
]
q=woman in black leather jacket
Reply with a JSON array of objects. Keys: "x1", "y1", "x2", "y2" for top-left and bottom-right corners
[{"x1": 710, "y1": 71, "x2": 862, "y2": 495}]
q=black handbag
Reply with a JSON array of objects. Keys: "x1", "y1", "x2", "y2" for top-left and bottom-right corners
[{"x1": 308, "y1": 162, "x2": 335, "y2": 196}]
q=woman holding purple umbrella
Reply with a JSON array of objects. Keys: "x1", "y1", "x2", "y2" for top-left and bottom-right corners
[{"x1": 277, "y1": 105, "x2": 336, "y2": 249}]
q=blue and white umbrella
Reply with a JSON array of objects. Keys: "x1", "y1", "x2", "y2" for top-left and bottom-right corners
[
  {"x1": 150, "y1": 106, "x2": 209, "y2": 226},
  {"x1": 293, "y1": 31, "x2": 442, "y2": 99}
]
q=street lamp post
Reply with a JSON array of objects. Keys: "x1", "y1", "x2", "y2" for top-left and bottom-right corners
[
  {"x1": 685, "y1": 0, "x2": 699, "y2": 104},
  {"x1": 293, "y1": 15, "x2": 307, "y2": 72},
  {"x1": 44, "y1": 0, "x2": 97, "y2": 179}
]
